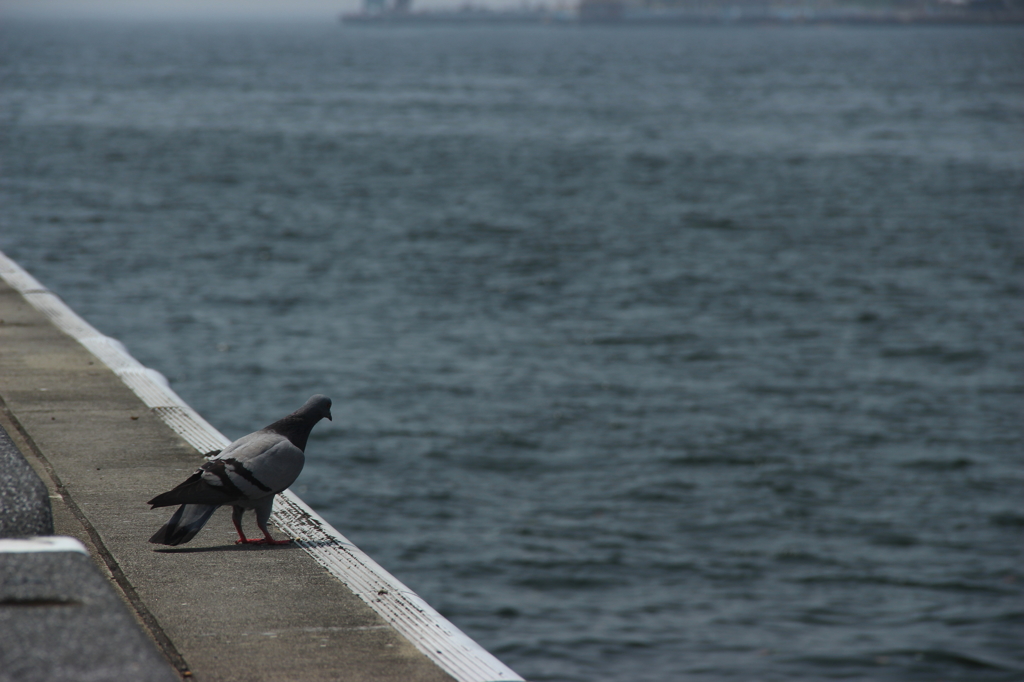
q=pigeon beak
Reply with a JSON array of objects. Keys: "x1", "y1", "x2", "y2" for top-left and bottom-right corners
[{"x1": 327, "y1": 411, "x2": 333, "y2": 421}]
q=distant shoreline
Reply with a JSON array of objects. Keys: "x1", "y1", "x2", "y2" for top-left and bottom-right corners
[{"x1": 340, "y1": 9, "x2": 1024, "y2": 26}]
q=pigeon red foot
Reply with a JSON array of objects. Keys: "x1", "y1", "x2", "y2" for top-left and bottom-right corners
[
  {"x1": 235, "y1": 536, "x2": 292, "y2": 546},
  {"x1": 233, "y1": 518, "x2": 293, "y2": 545}
]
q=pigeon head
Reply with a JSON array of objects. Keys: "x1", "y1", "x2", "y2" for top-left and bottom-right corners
[
  {"x1": 265, "y1": 395, "x2": 332, "y2": 451},
  {"x1": 300, "y1": 394, "x2": 333, "y2": 422}
]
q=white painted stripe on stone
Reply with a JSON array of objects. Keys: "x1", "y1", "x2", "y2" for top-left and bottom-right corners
[
  {"x1": 79, "y1": 335, "x2": 147, "y2": 371},
  {"x1": 151, "y1": 406, "x2": 229, "y2": 455},
  {"x1": 0, "y1": 536, "x2": 89, "y2": 554},
  {"x1": 0, "y1": 250, "x2": 523, "y2": 682}
]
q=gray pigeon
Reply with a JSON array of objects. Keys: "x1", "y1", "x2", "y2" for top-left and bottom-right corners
[{"x1": 148, "y1": 395, "x2": 332, "y2": 546}]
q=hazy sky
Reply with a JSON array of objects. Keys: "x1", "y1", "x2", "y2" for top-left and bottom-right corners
[{"x1": 0, "y1": 0, "x2": 509, "y2": 21}]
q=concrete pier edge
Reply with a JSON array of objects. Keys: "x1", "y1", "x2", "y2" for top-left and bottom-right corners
[{"x1": 0, "y1": 249, "x2": 522, "y2": 682}]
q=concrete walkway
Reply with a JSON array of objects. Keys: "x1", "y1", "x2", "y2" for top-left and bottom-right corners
[{"x1": 0, "y1": 262, "x2": 520, "y2": 682}]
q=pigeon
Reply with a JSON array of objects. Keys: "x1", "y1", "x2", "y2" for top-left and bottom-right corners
[{"x1": 148, "y1": 395, "x2": 332, "y2": 546}]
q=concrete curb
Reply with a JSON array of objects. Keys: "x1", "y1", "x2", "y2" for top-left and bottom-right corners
[{"x1": 1, "y1": 548, "x2": 181, "y2": 682}]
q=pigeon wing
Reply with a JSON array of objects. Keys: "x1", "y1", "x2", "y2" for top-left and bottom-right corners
[
  {"x1": 147, "y1": 462, "x2": 244, "y2": 508},
  {"x1": 223, "y1": 436, "x2": 305, "y2": 496}
]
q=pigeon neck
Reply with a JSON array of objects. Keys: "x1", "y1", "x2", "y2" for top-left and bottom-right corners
[{"x1": 265, "y1": 415, "x2": 317, "y2": 452}]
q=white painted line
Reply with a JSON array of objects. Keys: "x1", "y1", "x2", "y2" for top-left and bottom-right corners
[
  {"x1": 0, "y1": 250, "x2": 524, "y2": 682},
  {"x1": 0, "y1": 536, "x2": 89, "y2": 554}
]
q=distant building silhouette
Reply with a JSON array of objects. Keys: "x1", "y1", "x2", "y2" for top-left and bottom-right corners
[
  {"x1": 363, "y1": 0, "x2": 411, "y2": 14},
  {"x1": 579, "y1": 0, "x2": 625, "y2": 20}
]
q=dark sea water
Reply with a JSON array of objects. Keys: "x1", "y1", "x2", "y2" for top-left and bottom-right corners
[{"x1": 2, "y1": 20, "x2": 1023, "y2": 681}]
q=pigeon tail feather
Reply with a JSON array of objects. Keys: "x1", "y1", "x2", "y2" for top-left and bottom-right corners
[{"x1": 149, "y1": 503, "x2": 218, "y2": 546}]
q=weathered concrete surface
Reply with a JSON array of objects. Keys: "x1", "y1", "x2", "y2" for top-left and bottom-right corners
[
  {"x1": 0, "y1": 279, "x2": 455, "y2": 682},
  {"x1": 0, "y1": 423, "x2": 53, "y2": 537},
  {"x1": 0, "y1": 421, "x2": 171, "y2": 681},
  {"x1": 0, "y1": 550, "x2": 180, "y2": 682}
]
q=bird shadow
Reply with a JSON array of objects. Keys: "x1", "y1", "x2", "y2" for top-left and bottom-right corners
[
  {"x1": 154, "y1": 542, "x2": 297, "y2": 554},
  {"x1": 153, "y1": 538, "x2": 352, "y2": 554}
]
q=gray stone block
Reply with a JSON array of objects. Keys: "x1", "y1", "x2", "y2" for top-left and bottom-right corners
[
  {"x1": 0, "y1": 550, "x2": 179, "y2": 682},
  {"x1": 0, "y1": 424, "x2": 53, "y2": 538}
]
